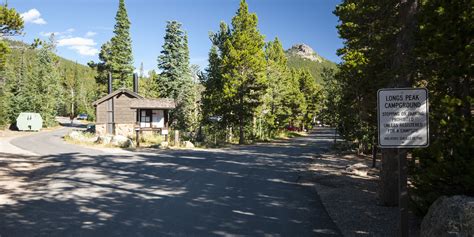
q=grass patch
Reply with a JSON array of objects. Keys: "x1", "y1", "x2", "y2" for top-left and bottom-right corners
[{"x1": 136, "y1": 133, "x2": 164, "y2": 148}]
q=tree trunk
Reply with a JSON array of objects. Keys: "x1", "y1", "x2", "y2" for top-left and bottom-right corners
[
  {"x1": 239, "y1": 95, "x2": 244, "y2": 144},
  {"x1": 379, "y1": 0, "x2": 418, "y2": 206}
]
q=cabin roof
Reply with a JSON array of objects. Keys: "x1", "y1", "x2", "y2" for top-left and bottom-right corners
[
  {"x1": 92, "y1": 88, "x2": 143, "y2": 106},
  {"x1": 130, "y1": 98, "x2": 176, "y2": 109}
]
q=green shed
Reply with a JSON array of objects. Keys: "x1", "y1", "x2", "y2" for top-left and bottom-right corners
[{"x1": 16, "y1": 112, "x2": 43, "y2": 131}]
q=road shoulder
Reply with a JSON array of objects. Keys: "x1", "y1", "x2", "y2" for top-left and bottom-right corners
[
  {"x1": 0, "y1": 134, "x2": 39, "y2": 156},
  {"x1": 308, "y1": 151, "x2": 421, "y2": 236}
]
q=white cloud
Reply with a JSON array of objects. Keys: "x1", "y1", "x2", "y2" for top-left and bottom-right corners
[
  {"x1": 57, "y1": 37, "x2": 98, "y2": 56},
  {"x1": 70, "y1": 45, "x2": 99, "y2": 56},
  {"x1": 39, "y1": 31, "x2": 59, "y2": 37},
  {"x1": 57, "y1": 37, "x2": 95, "y2": 47},
  {"x1": 21, "y1": 9, "x2": 47, "y2": 25},
  {"x1": 85, "y1": 31, "x2": 97, "y2": 37},
  {"x1": 39, "y1": 28, "x2": 75, "y2": 39}
]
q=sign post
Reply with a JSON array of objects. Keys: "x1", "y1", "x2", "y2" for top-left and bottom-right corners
[{"x1": 377, "y1": 88, "x2": 429, "y2": 237}]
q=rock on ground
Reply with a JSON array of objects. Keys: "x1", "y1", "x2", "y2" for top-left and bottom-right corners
[
  {"x1": 110, "y1": 135, "x2": 134, "y2": 148},
  {"x1": 96, "y1": 135, "x2": 112, "y2": 145},
  {"x1": 420, "y1": 195, "x2": 474, "y2": 237},
  {"x1": 182, "y1": 141, "x2": 195, "y2": 148},
  {"x1": 67, "y1": 131, "x2": 83, "y2": 140},
  {"x1": 159, "y1": 141, "x2": 169, "y2": 149}
]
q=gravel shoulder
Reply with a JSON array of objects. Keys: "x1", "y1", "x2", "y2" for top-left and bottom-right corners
[{"x1": 307, "y1": 149, "x2": 421, "y2": 237}]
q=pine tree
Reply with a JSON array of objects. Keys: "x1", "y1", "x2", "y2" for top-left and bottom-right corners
[
  {"x1": 411, "y1": 0, "x2": 473, "y2": 214},
  {"x1": 157, "y1": 21, "x2": 197, "y2": 132},
  {"x1": 261, "y1": 37, "x2": 292, "y2": 136},
  {"x1": 201, "y1": 22, "x2": 230, "y2": 130},
  {"x1": 34, "y1": 39, "x2": 62, "y2": 127},
  {"x1": 221, "y1": 0, "x2": 267, "y2": 144},
  {"x1": 157, "y1": 21, "x2": 186, "y2": 98},
  {"x1": 0, "y1": 3, "x2": 24, "y2": 126},
  {"x1": 110, "y1": 0, "x2": 134, "y2": 89},
  {"x1": 298, "y1": 69, "x2": 322, "y2": 130}
]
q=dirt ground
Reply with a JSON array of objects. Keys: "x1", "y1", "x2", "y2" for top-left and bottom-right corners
[{"x1": 307, "y1": 149, "x2": 422, "y2": 237}]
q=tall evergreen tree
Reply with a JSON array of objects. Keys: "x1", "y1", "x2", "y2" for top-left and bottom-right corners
[
  {"x1": 110, "y1": 0, "x2": 134, "y2": 89},
  {"x1": 411, "y1": 0, "x2": 473, "y2": 213},
  {"x1": 157, "y1": 21, "x2": 197, "y2": 132},
  {"x1": 34, "y1": 38, "x2": 62, "y2": 127},
  {"x1": 88, "y1": 40, "x2": 112, "y2": 96},
  {"x1": 0, "y1": 3, "x2": 24, "y2": 126},
  {"x1": 221, "y1": 0, "x2": 267, "y2": 144},
  {"x1": 261, "y1": 37, "x2": 292, "y2": 136},
  {"x1": 298, "y1": 69, "x2": 322, "y2": 130},
  {"x1": 201, "y1": 22, "x2": 230, "y2": 128}
]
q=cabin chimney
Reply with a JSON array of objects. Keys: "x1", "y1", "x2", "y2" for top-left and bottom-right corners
[
  {"x1": 133, "y1": 73, "x2": 138, "y2": 93},
  {"x1": 108, "y1": 72, "x2": 112, "y2": 94}
]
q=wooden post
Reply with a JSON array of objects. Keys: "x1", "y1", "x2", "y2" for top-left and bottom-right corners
[
  {"x1": 399, "y1": 148, "x2": 408, "y2": 237},
  {"x1": 174, "y1": 130, "x2": 179, "y2": 147},
  {"x1": 135, "y1": 128, "x2": 140, "y2": 148}
]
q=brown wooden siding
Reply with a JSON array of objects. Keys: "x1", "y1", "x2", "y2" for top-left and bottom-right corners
[
  {"x1": 113, "y1": 93, "x2": 136, "y2": 123},
  {"x1": 96, "y1": 101, "x2": 107, "y2": 124},
  {"x1": 95, "y1": 92, "x2": 137, "y2": 124}
]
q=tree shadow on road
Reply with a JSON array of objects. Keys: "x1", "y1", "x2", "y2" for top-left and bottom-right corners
[{"x1": 0, "y1": 130, "x2": 342, "y2": 237}]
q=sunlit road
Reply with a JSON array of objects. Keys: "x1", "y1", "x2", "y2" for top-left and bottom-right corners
[{"x1": 1, "y1": 127, "x2": 341, "y2": 236}]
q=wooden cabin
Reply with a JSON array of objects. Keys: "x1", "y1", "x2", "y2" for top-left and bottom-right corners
[{"x1": 92, "y1": 74, "x2": 175, "y2": 137}]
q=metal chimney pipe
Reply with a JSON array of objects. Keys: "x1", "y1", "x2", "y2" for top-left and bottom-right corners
[
  {"x1": 108, "y1": 72, "x2": 112, "y2": 94},
  {"x1": 133, "y1": 73, "x2": 138, "y2": 93}
]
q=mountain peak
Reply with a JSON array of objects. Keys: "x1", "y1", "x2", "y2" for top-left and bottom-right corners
[{"x1": 287, "y1": 43, "x2": 323, "y2": 63}]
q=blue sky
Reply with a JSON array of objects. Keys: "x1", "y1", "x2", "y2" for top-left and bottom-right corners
[{"x1": 8, "y1": 0, "x2": 342, "y2": 74}]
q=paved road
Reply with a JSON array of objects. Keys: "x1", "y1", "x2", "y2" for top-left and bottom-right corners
[{"x1": 1, "y1": 127, "x2": 341, "y2": 236}]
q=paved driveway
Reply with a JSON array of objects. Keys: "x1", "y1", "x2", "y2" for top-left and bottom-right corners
[{"x1": 0, "y1": 128, "x2": 341, "y2": 236}]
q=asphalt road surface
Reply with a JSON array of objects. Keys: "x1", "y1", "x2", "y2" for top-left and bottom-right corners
[{"x1": 1, "y1": 127, "x2": 341, "y2": 237}]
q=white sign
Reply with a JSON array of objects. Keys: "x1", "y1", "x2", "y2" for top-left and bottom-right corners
[
  {"x1": 378, "y1": 88, "x2": 429, "y2": 148},
  {"x1": 161, "y1": 129, "x2": 169, "y2": 135}
]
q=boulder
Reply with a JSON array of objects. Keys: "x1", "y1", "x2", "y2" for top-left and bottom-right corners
[
  {"x1": 68, "y1": 131, "x2": 83, "y2": 140},
  {"x1": 420, "y1": 195, "x2": 474, "y2": 237},
  {"x1": 96, "y1": 135, "x2": 112, "y2": 145},
  {"x1": 159, "y1": 141, "x2": 169, "y2": 149},
  {"x1": 345, "y1": 163, "x2": 370, "y2": 177},
  {"x1": 84, "y1": 135, "x2": 99, "y2": 143},
  {"x1": 182, "y1": 141, "x2": 195, "y2": 148},
  {"x1": 111, "y1": 135, "x2": 134, "y2": 148}
]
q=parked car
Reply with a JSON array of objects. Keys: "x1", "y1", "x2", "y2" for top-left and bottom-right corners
[
  {"x1": 86, "y1": 124, "x2": 95, "y2": 133},
  {"x1": 77, "y1": 113, "x2": 88, "y2": 120}
]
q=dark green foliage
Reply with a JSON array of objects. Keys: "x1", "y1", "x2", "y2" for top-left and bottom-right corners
[
  {"x1": 157, "y1": 21, "x2": 198, "y2": 132},
  {"x1": 332, "y1": 0, "x2": 399, "y2": 153},
  {"x1": 157, "y1": 21, "x2": 189, "y2": 99},
  {"x1": 110, "y1": 0, "x2": 134, "y2": 89},
  {"x1": 221, "y1": 0, "x2": 267, "y2": 144},
  {"x1": 1, "y1": 39, "x2": 96, "y2": 128},
  {"x1": 88, "y1": 41, "x2": 112, "y2": 97},
  {"x1": 410, "y1": 0, "x2": 473, "y2": 214},
  {"x1": 333, "y1": 0, "x2": 473, "y2": 214},
  {"x1": 0, "y1": 4, "x2": 24, "y2": 126}
]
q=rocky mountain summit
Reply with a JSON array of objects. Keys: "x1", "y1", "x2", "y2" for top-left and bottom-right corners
[{"x1": 286, "y1": 44, "x2": 323, "y2": 63}]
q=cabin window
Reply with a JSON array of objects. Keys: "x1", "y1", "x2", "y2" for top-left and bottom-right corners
[{"x1": 140, "y1": 109, "x2": 152, "y2": 127}]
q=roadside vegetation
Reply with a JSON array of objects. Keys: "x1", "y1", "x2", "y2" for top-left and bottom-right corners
[{"x1": 326, "y1": 0, "x2": 472, "y2": 215}]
